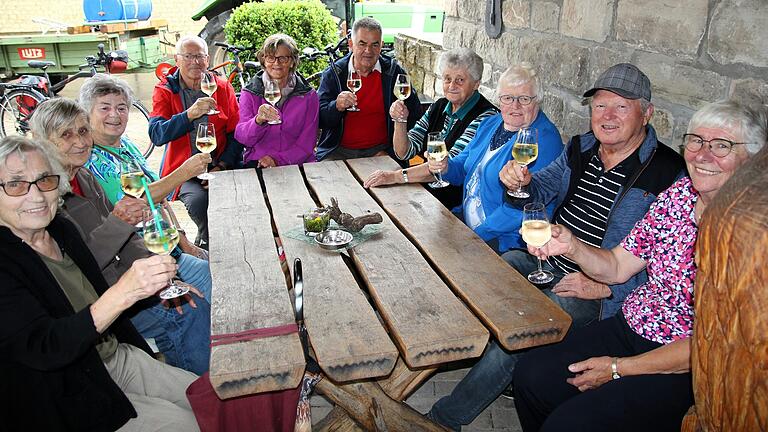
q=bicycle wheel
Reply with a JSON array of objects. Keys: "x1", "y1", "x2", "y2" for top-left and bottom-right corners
[
  {"x1": 127, "y1": 100, "x2": 154, "y2": 159},
  {"x1": 0, "y1": 88, "x2": 47, "y2": 138}
]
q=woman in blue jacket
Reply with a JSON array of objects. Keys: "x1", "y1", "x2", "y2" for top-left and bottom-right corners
[{"x1": 367, "y1": 63, "x2": 562, "y2": 253}]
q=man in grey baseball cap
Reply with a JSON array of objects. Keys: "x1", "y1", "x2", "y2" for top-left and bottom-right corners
[{"x1": 426, "y1": 63, "x2": 685, "y2": 431}]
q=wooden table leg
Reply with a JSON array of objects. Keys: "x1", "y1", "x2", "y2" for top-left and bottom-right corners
[{"x1": 315, "y1": 357, "x2": 446, "y2": 431}]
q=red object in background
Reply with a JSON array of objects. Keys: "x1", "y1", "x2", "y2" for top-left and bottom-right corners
[
  {"x1": 17, "y1": 47, "x2": 46, "y2": 60},
  {"x1": 107, "y1": 60, "x2": 128, "y2": 74},
  {"x1": 155, "y1": 62, "x2": 173, "y2": 80}
]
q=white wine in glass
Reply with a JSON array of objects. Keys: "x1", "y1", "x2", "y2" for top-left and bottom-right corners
[
  {"x1": 346, "y1": 71, "x2": 362, "y2": 112},
  {"x1": 507, "y1": 127, "x2": 539, "y2": 199},
  {"x1": 196, "y1": 123, "x2": 217, "y2": 180},
  {"x1": 427, "y1": 132, "x2": 449, "y2": 188},
  {"x1": 142, "y1": 207, "x2": 188, "y2": 300},
  {"x1": 120, "y1": 160, "x2": 145, "y2": 199},
  {"x1": 522, "y1": 202, "x2": 554, "y2": 284},
  {"x1": 393, "y1": 74, "x2": 410, "y2": 122},
  {"x1": 200, "y1": 72, "x2": 219, "y2": 115},
  {"x1": 264, "y1": 78, "x2": 283, "y2": 124}
]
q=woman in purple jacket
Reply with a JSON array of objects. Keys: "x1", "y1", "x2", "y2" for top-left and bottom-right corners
[{"x1": 235, "y1": 34, "x2": 319, "y2": 168}]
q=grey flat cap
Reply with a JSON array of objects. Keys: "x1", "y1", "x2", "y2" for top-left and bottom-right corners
[{"x1": 583, "y1": 63, "x2": 651, "y2": 101}]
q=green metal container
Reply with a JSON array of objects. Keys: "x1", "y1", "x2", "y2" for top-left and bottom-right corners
[{"x1": 353, "y1": 3, "x2": 444, "y2": 44}]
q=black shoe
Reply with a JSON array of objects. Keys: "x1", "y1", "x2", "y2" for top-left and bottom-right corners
[{"x1": 500, "y1": 383, "x2": 514, "y2": 400}]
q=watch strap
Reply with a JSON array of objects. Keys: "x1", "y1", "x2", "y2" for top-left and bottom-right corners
[
  {"x1": 402, "y1": 169, "x2": 409, "y2": 183},
  {"x1": 611, "y1": 357, "x2": 621, "y2": 380}
]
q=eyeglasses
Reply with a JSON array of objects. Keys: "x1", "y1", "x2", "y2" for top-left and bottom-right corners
[
  {"x1": 443, "y1": 77, "x2": 467, "y2": 86},
  {"x1": 263, "y1": 55, "x2": 292, "y2": 64},
  {"x1": 178, "y1": 53, "x2": 208, "y2": 63},
  {"x1": 499, "y1": 95, "x2": 536, "y2": 106},
  {"x1": 0, "y1": 174, "x2": 60, "y2": 197},
  {"x1": 682, "y1": 133, "x2": 746, "y2": 158}
]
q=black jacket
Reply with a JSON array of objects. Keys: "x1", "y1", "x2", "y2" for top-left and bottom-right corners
[{"x1": 0, "y1": 215, "x2": 149, "y2": 431}]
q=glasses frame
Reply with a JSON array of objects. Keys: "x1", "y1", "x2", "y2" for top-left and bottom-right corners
[
  {"x1": 178, "y1": 53, "x2": 208, "y2": 63},
  {"x1": 499, "y1": 94, "x2": 537, "y2": 106},
  {"x1": 682, "y1": 133, "x2": 746, "y2": 158},
  {"x1": 0, "y1": 174, "x2": 60, "y2": 197},
  {"x1": 263, "y1": 55, "x2": 292, "y2": 65}
]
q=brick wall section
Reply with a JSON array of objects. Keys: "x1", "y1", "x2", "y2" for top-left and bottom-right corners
[
  {"x1": 0, "y1": 0, "x2": 206, "y2": 37},
  {"x1": 396, "y1": 0, "x2": 768, "y2": 145}
]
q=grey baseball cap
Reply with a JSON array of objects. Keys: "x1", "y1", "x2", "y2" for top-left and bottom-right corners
[{"x1": 583, "y1": 63, "x2": 651, "y2": 101}]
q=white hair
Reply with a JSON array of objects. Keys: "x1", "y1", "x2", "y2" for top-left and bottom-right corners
[{"x1": 497, "y1": 62, "x2": 542, "y2": 97}]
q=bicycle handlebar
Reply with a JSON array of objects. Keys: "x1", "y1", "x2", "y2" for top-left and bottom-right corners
[{"x1": 214, "y1": 41, "x2": 253, "y2": 54}]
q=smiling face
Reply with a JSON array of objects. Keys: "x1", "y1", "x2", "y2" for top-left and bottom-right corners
[
  {"x1": 264, "y1": 44, "x2": 294, "y2": 83},
  {"x1": 498, "y1": 81, "x2": 539, "y2": 131},
  {"x1": 442, "y1": 66, "x2": 480, "y2": 110},
  {"x1": 590, "y1": 90, "x2": 653, "y2": 151},
  {"x1": 47, "y1": 114, "x2": 92, "y2": 174},
  {"x1": 0, "y1": 150, "x2": 59, "y2": 238},
  {"x1": 175, "y1": 39, "x2": 209, "y2": 88},
  {"x1": 684, "y1": 125, "x2": 750, "y2": 203},
  {"x1": 349, "y1": 28, "x2": 382, "y2": 74},
  {"x1": 89, "y1": 93, "x2": 129, "y2": 146}
]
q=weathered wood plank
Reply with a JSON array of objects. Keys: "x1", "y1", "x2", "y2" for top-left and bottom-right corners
[
  {"x1": 347, "y1": 156, "x2": 572, "y2": 351},
  {"x1": 208, "y1": 169, "x2": 304, "y2": 398},
  {"x1": 303, "y1": 161, "x2": 489, "y2": 368},
  {"x1": 261, "y1": 165, "x2": 399, "y2": 382}
]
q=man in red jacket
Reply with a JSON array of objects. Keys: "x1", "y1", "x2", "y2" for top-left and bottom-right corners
[{"x1": 149, "y1": 35, "x2": 243, "y2": 249}]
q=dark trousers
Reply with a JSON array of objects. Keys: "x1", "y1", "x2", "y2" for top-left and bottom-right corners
[
  {"x1": 178, "y1": 180, "x2": 209, "y2": 247},
  {"x1": 514, "y1": 315, "x2": 693, "y2": 432}
]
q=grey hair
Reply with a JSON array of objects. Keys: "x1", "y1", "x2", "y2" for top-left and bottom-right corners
[
  {"x1": 0, "y1": 135, "x2": 71, "y2": 196},
  {"x1": 29, "y1": 98, "x2": 90, "y2": 142},
  {"x1": 352, "y1": 17, "x2": 383, "y2": 40},
  {"x1": 438, "y1": 48, "x2": 483, "y2": 82},
  {"x1": 176, "y1": 35, "x2": 208, "y2": 55},
  {"x1": 497, "y1": 62, "x2": 542, "y2": 98},
  {"x1": 77, "y1": 73, "x2": 135, "y2": 113},
  {"x1": 687, "y1": 99, "x2": 768, "y2": 155},
  {"x1": 257, "y1": 33, "x2": 300, "y2": 75}
]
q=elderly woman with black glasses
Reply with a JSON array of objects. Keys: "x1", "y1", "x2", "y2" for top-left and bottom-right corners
[
  {"x1": 366, "y1": 62, "x2": 562, "y2": 253},
  {"x1": 0, "y1": 136, "x2": 199, "y2": 431},
  {"x1": 235, "y1": 33, "x2": 319, "y2": 168},
  {"x1": 512, "y1": 99, "x2": 766, "y2": 432}
]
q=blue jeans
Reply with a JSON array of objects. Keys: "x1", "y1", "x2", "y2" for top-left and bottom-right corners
[
  {"x1": 427, "y1": 249, "x2": 600, "y2": 431},
  {"x1": 176, "y1": 252, "x2": 212, "y2": 302}
]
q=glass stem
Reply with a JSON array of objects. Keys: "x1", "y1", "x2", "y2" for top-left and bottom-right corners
[
  {"x1": 536, "y1": 248, "x2": 544, "y2": 273},
  {"x1": 434, "y1": 170, "x2": 444, "y2": 183}
]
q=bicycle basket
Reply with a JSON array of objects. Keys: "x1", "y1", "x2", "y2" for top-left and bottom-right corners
[{"x1": 14, "y1": 94, "x2": 40, "y2": 118}]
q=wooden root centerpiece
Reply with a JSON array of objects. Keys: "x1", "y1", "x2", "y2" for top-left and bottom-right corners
[{"x1": 325, "y1": 197, "x2": 383, "y2": 232}]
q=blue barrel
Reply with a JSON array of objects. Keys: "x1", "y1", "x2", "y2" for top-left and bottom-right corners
[{"x1": 83, "y1": 0, "x2": 152, "y2": 22}]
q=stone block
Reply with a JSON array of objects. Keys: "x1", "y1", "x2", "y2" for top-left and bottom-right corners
[
  {"x1": 412, "y1": 69, "x2": 426, "y2": 95},
  {"x1": 588, "y1": 46, "x2": 633, "y2": 90},
  {"x1": 560, "y1": 0, "x2": 614, "y2": 43},
  {"x1": 430, "y1": 47, "x2": 443, "y2": 75},
  {"x1": 539, "y1": 92, "x2": 565, "y2": 131},
  {"x1": 490, "y1": 406, "x2": 521, "y2": 429},
  {"x1": 563, "y1": 110, "x2": 591, "y2": 138},
  {"x1": 519, "y1": 36, "x2": 590, "y2": 92},
  {"x1": 637, "y1": 53, "x2": 729, "y2": 109},
  {"x1": 405, "y1": 38, "x2": 419, "y2": 66},
  {"x1": 616, "y1": 0, "x2": 706, "y2": 57},
  {"x1": 458, "y1": 0, "x2": 483, "y2": 23},
  {"x1": 423, "y1": 73, "x2": 437, "y2": 99},
  {"x1": 649, "y1": 106, "x2": 675, "y2": 143},
  {"x1": 479, "y1": 84, "x2": 497, "y2": 102},
  {"x1": 708, "y1": 0, "x2": 768, "y2": 68},
  {"x1": 445, "y1": 0, "x2": 460, "y2": 17},
  {"x1": 417, "y1": 43, "x2": 433, "y2": 68},
  {"x1": 482, "y1": 62, "x2": 493, "y2": 84},
  {"x1": 729, "y1": 78, "x2": 768, "y2": 106},
  {"x1": 394, "y1": 36, "x2": 407, "y2": 62},
  {"x1": 502, "y1": 0, "x2": 530, "y2": 30},
  {"x1": 467, "y1": 409, "x2": 493, "y2": 429},
  {"x1": 406, "y1": 381, "x2": 435, "y2": 400},
  {"x1": 444, "y1": 19, "x2": 478, "y2": 51},
  {"x1": 435, "y1": 77, "x2": 445, "y2": 97},
  {"x1": 531, "y1": 1, "x2": 560, "y2": 33}
]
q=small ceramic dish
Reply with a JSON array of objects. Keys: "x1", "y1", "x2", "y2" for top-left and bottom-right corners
[{"x1": 314, "y1": 229, "x2": 353, "y2": 250}]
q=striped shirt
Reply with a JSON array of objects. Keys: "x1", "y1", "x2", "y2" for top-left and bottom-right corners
[
  {"x1": 402, "y1": 92, "x2": 497, "y2": 160},
  {"x1": 550, "y1": 147, "x2": 641, "y2": 273}
]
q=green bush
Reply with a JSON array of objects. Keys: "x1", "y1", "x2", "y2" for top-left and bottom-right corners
[{"x1": 225, "y1": 0, "x2": 338, "y2": 78}]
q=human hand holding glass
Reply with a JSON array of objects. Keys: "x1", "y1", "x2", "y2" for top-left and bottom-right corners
[
  {"x1": 426, "y1": 132, "x2": 449, "y2": 188},
  {"x1": 521, "y1": 202, "x2": 554, "y2": 284},
  {"x1": 393, "y1": 74, "x2": 411, "y2": 122},
  {"x1": 142, "y1": 207, "x2": 187, "y2": 300},
  {"x1": 264, "y1": 79, "x2": 283, "y2": 124},
  {"x1": 346, "y1": 71, "x2": 361, "y2": 112},
  {"x1": 507, "y1": 127, "x2": 538, "y2": 199},
  {"x1": 195, "y1": 123, "x2": 217, "y2": 180},
  {"x1": 200, "y1": 72, "x2": 219, "y2": 115}
]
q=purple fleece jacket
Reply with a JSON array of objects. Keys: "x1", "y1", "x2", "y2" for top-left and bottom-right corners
[{"x1": 235, "y1": 73, "x2": 319, "y2": 166}]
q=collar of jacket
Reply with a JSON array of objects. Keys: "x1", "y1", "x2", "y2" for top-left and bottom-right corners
[
  {"x1": 243, "y1": 70, "x2": 313, "y2": 98},
  {"x1": 333, "y1": 53, "x2": 397, "y2": 79}
]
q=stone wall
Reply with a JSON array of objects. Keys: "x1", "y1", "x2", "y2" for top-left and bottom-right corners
[{"x1": 396, "y1": 0, "x2": 768, "y2": 145}]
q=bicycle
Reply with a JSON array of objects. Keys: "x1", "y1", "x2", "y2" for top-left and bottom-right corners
[
  {"x1": 0, "y1": 44, "x2": 154, "y2": 158},
  {"x1": 208, "y1": 42, "x2": 260, "y2": 97}
]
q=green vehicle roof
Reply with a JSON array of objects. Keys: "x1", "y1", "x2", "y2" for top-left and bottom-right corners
[{"x1": 191, "y1": 0, "x2": 219, "y2": 20}]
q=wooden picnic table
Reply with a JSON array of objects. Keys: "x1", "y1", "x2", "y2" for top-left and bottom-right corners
[{"x1": 207, "y1": 156, "x2": 572, "y2": 430}]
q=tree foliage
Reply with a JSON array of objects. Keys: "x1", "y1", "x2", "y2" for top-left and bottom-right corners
[{"x1": 225, "y1": 0, "x2": 338, "y2": 78}]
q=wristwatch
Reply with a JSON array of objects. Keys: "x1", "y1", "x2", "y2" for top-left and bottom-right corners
[
  {"x1": 611, "y1": 357, "x2": 621, "y2": 380},
  {"x1": 401, "y1": 169, "x2": 409, "y2": 183}
]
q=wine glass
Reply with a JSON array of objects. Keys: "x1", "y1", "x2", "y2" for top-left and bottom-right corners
[
  {"x1": 264, "y1": 79, "x2": 283, "y2": 124},
  {"x1": 427, "y1": 132, "x2": 450, "y2": 188},
  {"x1": 393, "y1": 74, "x2": 411, "y2": 123},
  {"x1": 142, "y1": 207, "x2": 188, "y2": 300},
  {"x1": 119, "y1": 159, "x2": 145, "y2": 199},
  {"x1": 195, "y1": 123, "x2": 217, "y2": 180},
  {"x1": 507, "y1": 127, "x2": 539, "y2": 199},
  {"x1": 521, "y1": 202, "x2": 554, "y2": 284},
  {"x1": 200, "y1": 72, "x2": 219, "y2": 115},
  {"x1": 346, "y1": 71, "x2": 361, "y2": 112}
]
